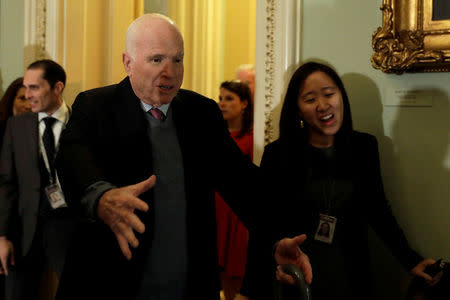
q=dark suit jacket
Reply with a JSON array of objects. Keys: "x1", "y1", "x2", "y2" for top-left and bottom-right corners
[
  {"x1": 55, "y1": 77, "x2": 258, "y2": 300},
  {"x1": 243, "y1": 131, "x2": 422, "y2": 299},
  {"x1": 0, "y1": 110, "x2": 75, "y2": 262},
  {"x1": 0, "y1": 112, "x2": 43, "y2": 257}
]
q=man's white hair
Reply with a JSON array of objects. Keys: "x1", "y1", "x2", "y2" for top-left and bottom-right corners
[
  {"x1": 235, "y1": 64, "x2": 254, "y2": 76},
  {"x1": 125, "y1": 13, "x2": 179, "y2": 61}
]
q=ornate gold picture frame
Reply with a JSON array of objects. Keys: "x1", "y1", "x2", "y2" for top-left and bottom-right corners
[{"x1": 372, "y1": 0, "x2": 450, "y2": 73}]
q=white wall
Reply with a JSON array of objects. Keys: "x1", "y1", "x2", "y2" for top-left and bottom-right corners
[
  {"x1": 0, "y1": 0, "x2": 24, "y2": 95},
  {"x1": 301, "y1": 0, "x2": 450, "y2": 298}
]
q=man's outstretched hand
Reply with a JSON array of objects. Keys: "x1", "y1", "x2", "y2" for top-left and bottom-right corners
[
  {"x1": 274, "y1": 234, "x2": 312, "y2": 285},
  {"x1": 97, "y1": 175, "x2": 156, "y2": 260}
]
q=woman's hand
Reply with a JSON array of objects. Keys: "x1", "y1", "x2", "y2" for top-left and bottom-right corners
[{"x1": 410, "y1": 258, "x2": 443, "y2": 286}]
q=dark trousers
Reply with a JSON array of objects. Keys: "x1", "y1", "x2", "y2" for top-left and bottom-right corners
[
  {"x1": 0, "y1": 277, "x2": 4, "y2": 300},
  {"x1": 4, "y1": 216, "x2": 76, "y2": 300}
]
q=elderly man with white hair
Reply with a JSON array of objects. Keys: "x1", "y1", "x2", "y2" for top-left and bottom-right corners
[{"x1": 55, "y1": 13, "x2": 311, "y2": 300}]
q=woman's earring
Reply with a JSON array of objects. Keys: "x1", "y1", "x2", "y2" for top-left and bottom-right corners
[{"x1": 300, "y1": 119, "x2": 304, "y2": 129}]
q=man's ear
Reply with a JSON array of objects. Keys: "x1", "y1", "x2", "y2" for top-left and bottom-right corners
[
  {"x1": 123, "y1": 52, "x2": 132, "y2": 75},
  {"x1": 53, "y1": 81, "x2": 64, "y2": 96}
]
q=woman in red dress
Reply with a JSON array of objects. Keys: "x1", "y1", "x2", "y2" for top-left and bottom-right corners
[{"x1": 216, "y1": 80, "x2": 253, "y2": 300}]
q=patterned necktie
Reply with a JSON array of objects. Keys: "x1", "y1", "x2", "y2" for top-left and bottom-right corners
[
  {"x1": 42, "y1": 117, "x2": 57, "y2": 181},
  {"x1": 148, "y1": 107, "x2": 166, "y2": 121}
]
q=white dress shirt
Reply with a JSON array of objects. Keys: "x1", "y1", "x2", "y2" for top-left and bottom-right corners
[{"x1": 38, "y1": 102, "x2": 70, "y2": 185}]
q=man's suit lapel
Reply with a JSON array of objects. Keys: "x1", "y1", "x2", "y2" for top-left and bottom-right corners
[
  {"x1": 109, "y1": 78, "x2": 153, "y2": 181},
  {"x1": 170, "y1": 93, "x2": 199, "y2": 191},
  {"x1": 23, "y1": 113, "x2": 41, "y2": 190},
  {"x1": 170, "y1": 94, "x2": 188, "y2": 158},
  {"x1": 110, "y1": 78, "x2": 149, "y2": 139},
  {"x1": 12, "y1": 113, "x2": 42, "y2": 218}
]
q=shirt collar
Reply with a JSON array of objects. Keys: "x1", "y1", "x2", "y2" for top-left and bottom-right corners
[
  {"x1": 139, "y1": 101, "x2": 170, "y2": 116},
  {"x1": 38, "y1": 102, "x2": 69, "y2": 124}
]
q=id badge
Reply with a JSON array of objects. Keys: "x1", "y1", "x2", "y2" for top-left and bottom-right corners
[
  {"x1": 314, "y1": 214, "x2": 337, "y2": 244},
  {"x1": 44, "y1": 183, "x2": 67, "y2": 209}
]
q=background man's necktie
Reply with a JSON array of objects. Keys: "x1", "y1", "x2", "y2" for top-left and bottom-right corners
[
  {"x1": 43, "y1": 117, "x2": 57, "y2": 181},
  {"x1": 148, "y1": 107, "x2": 166, "y2": 121}
]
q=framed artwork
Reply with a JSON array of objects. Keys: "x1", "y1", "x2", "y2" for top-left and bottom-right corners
[{"x1": 372, "y1": 0, "x2": 450, "y2": 73}]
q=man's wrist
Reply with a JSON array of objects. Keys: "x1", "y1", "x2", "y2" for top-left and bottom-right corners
[{"x1": 82, "y1": 181, "x2": 116, "y2": 221}]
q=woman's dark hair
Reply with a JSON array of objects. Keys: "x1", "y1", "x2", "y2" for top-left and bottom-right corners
[
  {"x1": 279, "y1": 62, "x2": 353, "y2": 152},
  {"x1": 0, "y1": 77, "x2": 24, "y2": 123},
  {"x1": 220, "y1": 80, "x2": 253, "y2": 139}
]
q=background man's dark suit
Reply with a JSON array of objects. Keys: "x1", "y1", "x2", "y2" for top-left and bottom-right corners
[
  {"x1": 0, "y1": 113, "x2": 44, "y2": 258},
  {"x1": 0, "y1": 111, "x2": 75, "y2": 298},
  {"x1": 56, "y1": 77, "x2": 259, "y2": 300}
]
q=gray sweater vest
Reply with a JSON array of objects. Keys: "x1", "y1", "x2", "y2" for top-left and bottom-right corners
[{"x1": 136, "y1": 107, "x2": 188, "y2": 300}]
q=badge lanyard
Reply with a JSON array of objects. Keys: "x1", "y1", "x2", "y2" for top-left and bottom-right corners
[
  {"x1": 322, "y1": 176, "x2": 335, "y2": 215},
  {"x1": 40, "y1": 138, "x2": 59, "y2": 184},
  {"x1": 40, "y1": 124, "x2": 67, "y2": 209}
]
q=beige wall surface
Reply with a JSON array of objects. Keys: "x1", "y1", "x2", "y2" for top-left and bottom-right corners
[
  {"x1": 63, "y1": 0, "x2": 143, "y2": 107},
  {"x1": 223, "y1": 0, "x2": 256, "y2": 81},
  {"x1": 1, "y1": 0, "x2": 142, "y2": 106},
  {"x1": 169, "y1": 0, "x2": 255, "y2": 100},
  {"x1": 301, "y1": 0, "x2": 450, "y2": 298},
  {"x1": 169, "y1": 0, "x2": 226, "y2": 100},
  {"x1": 0, "y1": 0, "x2": 24, "y2": 96}
]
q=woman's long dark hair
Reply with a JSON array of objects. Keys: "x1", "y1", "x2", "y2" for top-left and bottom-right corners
[
  {"x1": 279, "y1": 62, "x2": 353, "y2": 154},
  {"x1": 0, "y1": 77, "x2": 24, "y2": 124},
  {"x1": 220, "y1": 80, "x2": 253, "y2": 139}
]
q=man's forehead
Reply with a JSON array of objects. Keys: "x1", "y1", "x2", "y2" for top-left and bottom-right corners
[
  {"x1": 24, "y1": 68, "x2": 43, "y2": 80},
  {"x1": 24, "y1": 68, "x2": 46, "y2": 85},
  {"x1": 136, "y1": 29, "x2": 183, "y2": 46},
  {"x1": 141, "y1": 48, "x2": 184, "y2": 57},
  {"x1": 136, "y1": 39, "x2": 184, "y2": 56}
]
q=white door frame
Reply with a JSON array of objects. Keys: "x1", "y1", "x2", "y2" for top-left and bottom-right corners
[{"x1": 254, "y1": 0, "x2": 302, "y2": 164}]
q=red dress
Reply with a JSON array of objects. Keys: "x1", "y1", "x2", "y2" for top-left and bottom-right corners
[{"x1": 216, "y1": 130, "x2": 253, "y2": 277}]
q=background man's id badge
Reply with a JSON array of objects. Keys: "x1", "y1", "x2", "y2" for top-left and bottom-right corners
[
  {"x1": 45, "y1": 183, "x2": 67, "y2": 209},
  {"x1": 314, "y1": 214, "x2": 337, "y2": 244}
]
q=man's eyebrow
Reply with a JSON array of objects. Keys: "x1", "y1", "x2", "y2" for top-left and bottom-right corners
[{"x1": 147, "y1": 54, "x2": 164, "y2": 58}]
